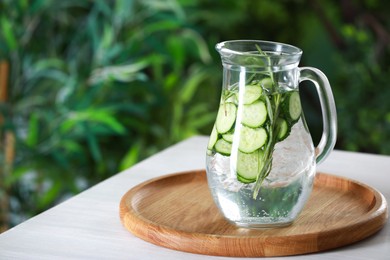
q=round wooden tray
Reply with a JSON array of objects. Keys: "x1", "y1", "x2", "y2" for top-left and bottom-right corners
[{"x1": 119, "y1": 170, "x2": 388, "y2": 257}]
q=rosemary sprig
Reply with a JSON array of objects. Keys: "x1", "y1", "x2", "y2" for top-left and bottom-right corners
[{"x1": 252, "y1": 45, "x2": 282, "y2": 199}]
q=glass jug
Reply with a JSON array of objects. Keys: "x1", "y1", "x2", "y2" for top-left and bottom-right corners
[{"x1": 206, "y1": 40, "x2": 337, "y2": 228}]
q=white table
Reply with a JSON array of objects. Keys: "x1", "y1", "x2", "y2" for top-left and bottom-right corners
[{"x1": 0, "y1": 136, "x2": 389, "y2": 259}]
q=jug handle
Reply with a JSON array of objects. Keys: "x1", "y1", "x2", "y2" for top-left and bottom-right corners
[{"x1": 299, "y1": 67, "x2": 337, "y2": 165}]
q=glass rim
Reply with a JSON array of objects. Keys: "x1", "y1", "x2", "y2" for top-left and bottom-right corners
[{"x1": 216, "y1": 40, "x2": 303, "y2": 57}]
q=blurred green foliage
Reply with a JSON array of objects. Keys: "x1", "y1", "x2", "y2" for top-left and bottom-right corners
[{"x1": 0, "y1": 0, "x2": 389, "y2": 227}]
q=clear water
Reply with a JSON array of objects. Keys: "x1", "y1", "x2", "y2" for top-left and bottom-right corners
[{"x1": 206, "y1": 120, "x2": 316, "y2": 228}]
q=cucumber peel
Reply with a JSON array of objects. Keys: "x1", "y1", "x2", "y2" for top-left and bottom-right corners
[
  {"x1": 238, "y1": 126, "x2": 267, "y2": 153},
  {"x1": 207, "y1": 125, "x2": 218, "y2": 150},
  {"x1": 222, "y1": 132, "x2": 234, "y2": 143},
  {"x1": 242, "y1": 101, "x2": 267, "y2": 127},
  {"x1": 214, "y1": 139, "x2": 232, "y2": 156},
  {"x1": 236, "y1": 149, "x2": 264, "y2": 183},
  {"x1": 276, "y1": 118, "x2": 290, "y2": 141},
  {"x1": 283, "y1": 91, "x2": 302, "y2": 123},
  {"x1": 216, "y1": 103, "x2": 237, "y2": 134},
  {"x1": 242, "y1": 84, "x2": 262, "y2": 104}
]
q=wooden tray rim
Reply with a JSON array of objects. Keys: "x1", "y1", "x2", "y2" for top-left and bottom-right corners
[{"x1": 119, "y1": 169, "x2": 388, "y2": 257}]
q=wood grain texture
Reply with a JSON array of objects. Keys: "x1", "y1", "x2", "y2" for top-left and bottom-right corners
[{"x1": 119, "y1": 170, "x2": 388, "y2": 257}]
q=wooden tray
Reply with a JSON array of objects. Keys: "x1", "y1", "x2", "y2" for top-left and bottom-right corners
[{"x1": 119, "y1": 170, "x2": 388, "y2": 257}]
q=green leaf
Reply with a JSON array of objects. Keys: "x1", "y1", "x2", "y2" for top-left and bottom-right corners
[
  {"x1": 30, "y1": 0, "x2": 48, "y2": 14},
  {"x1": 37, "y1": 180, "x2": 62, "y2": 209},
  {"x1": 166, "y1": 36, "x2": 185, "y2": 72},
  {"x1": 185, "y1": 103, "x2": 215, "y2": 128},
  {"x1": 113, "y1": 0, "x2": 135, "y2": 27},
  {"x1": 26, "y1": 113, "x2": 39, "y2": 147},
  {"x1": 142, "y1": 19, "x2": 182, "y2": 35},
  {"x1": 1, "y1": 17, "x2": 18, "y2": 50},
  {"x1": 186, "y1": 113, "x2": 215, "y2": 129},
  {"x1": 182, "y1": 29, "x2": 211, "y2": 63},
  {"x1": 5, "y1": 166, "x2": 30, "y2": 186},
  {"x1": 86, "y1": 130, "x2": 101, "y2": 162},
  {"x1": 101, "y1": 24, "x2": 114, "y2": 48},
  {"x1": 119, "y1": 142, "x2": 141, "y2": 171},
  {"x1": 60, "y1": 108, "x2": 126, "y2": 135},
  {"x1": 58, "y1": 139, "x2": 84, "y2": 154},
  {"x1": 163, "y1": 73, "x2": 179, "y2": 92},
  {"x1": 95, "y1": 115, "x2": 126, "y2": 134},
  {"x1": 179, "y1": 68, "x2": 207, "y2": 103},
  {"x1": 52, "y1": 150, "x2": 71, "y2": 169},
  {"x1": 89, "y1": 58, "x2": 152, "y2": 84},
  {"x1": 142, "y1": 0, "x2": 185, "y2": 20}
]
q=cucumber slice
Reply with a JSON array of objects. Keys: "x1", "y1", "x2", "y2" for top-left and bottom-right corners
[
  {"x1": 259, "y1": 77, "x2": 273, "y2": 89},
  {"x1": 216, "y1": 103, "x2": 237, "y2": 134},
  {"x1": 237, "y1": 174, "x2": 256, "y2": 184},
  {"x1": 276, "y1": 118, "x2": 290, "y2": 141},
  {"x1": 238, "y1": 126, "x2": 267, "y2": 153},
  {"x1": 242, "y1": 101, "x2": 267, "y2": 127},
  {"x1": 207, "y1": 125, "x2": 218, "y2": 150},
  {"x1": 237, "y1": 149, "x2": 264, "y2": 183},
  {"x1": 222, "y1": 132, "x2": 234, "y2": 143},
  {"x1": 242, "y1": 84, "x2": 262, "y2": 104},
  {"x1": 283, "y1": 91, "x2": 302, "y2": 123},
  {"x1": 224, "y1": 93, "x2": 237, "y2": 103},
  {"x1": 214, "y1": 139, "x2": 232, "y2": 156}
]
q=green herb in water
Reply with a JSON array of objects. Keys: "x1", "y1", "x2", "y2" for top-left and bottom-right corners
[
  {"x1": 252, "y1": 44, "x2": 282, "y2": 199},
  {"x1": 207, "y1": 45, "x2": 302, "y2": 200}
]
